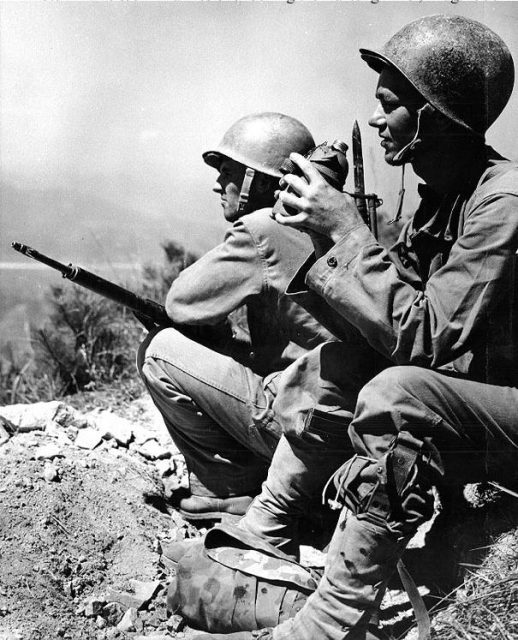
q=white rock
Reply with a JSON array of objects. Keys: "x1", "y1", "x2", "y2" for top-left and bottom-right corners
[
  {"x1": 129, "y1": 579, "x2": 161, "y2": 606},
  {"x1": 154, "y1": 459, "x2": 172, "y2": 477},
  {"x1": 0, "y1": 417, "x2": 12, "y2": 445},
  {"x1": 44, "y1": 420, "x2": 62, "y2": 437},
  {"x1": 35, "y1": 444, "x2": 63, "y2": 460},
  {"x1": 117, "y1": 607, "x2": 138, "y2": 632},
  {"x1": 75, "y1": 428, "x2": 103, "y2": 450},
  {"x1": 0, "y1": 401, "x2": 88, "y2": 432},
  {"x1": 137, "y1": 440, "x2": 170, "y2": 460},
  {"x1": 0, "y1": 401, "x2": 61, "y2": 431},
  {"x1": 94, "y1": 411, "x2": 133, "y2": 446},
  {"x1": 132, "y1": 424, "x2": 155, "y2": 446},
  {"x1": 43, "y1": 462, "x2": 59, "y2": 483}
]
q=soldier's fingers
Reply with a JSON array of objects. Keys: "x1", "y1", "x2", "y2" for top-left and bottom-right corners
[
  {"x1": 281, "y1": 174, "x2": 309, "y2": 196},
  {"x1": 274, "y1": 211, "x2": 309, "y2": 228},
  {"x1": 289, "y1": 153, "x2": 321, "y2": 182},
  {"x1": 278, "y1": 189, "x2": 304, "y2": 212}
]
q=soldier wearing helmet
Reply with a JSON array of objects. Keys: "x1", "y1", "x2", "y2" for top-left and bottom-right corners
[
  {"x1": 187, "y1": 16, "x2": 518, "y2": 640},
  {"x1": 137, "y1": 112, "x2": 337, "y2": 522}
]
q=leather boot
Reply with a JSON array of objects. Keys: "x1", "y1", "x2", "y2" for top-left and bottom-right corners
[
  {"x1": 177, "y1": 494, "x2": 253, "y2": 521},
  {"x1": 271, "y1": 508, "x2": 409, "y2": 640}
]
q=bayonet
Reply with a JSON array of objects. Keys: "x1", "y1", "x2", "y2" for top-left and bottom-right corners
[
  {"x1": 352, "y1": 120, "x2": 369, "y2": 226},
  {"x1": 352, "y1": 121, "x2": 380, "y2": 239}
]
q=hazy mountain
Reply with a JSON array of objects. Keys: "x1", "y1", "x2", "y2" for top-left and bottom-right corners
[{"x1": 0, "y1": 176, "x2": 225, "y2": 268}]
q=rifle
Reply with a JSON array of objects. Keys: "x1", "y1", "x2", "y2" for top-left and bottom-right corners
[
  {"x1": 352, "y1": 120, "x2": 382, "y2": 239},
  {"x1": 11, "y1": 242, "x2": 170, "y2": 329}
]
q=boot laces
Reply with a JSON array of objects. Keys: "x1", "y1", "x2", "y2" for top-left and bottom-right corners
[{"x1": 322, "y1": 455, "x2": 377, "y2": 511}]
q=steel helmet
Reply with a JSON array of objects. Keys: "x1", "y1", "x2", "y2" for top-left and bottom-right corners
[
  {"x1": 203, "y1": 112, "x2": 315, "y2": 178},
  {"x1": 360, "y1": 15, "x2": 515, "y2": 136}
]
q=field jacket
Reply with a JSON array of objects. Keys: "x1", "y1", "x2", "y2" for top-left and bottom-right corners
[
  {"x1": 166, "y1": 208, "x2": 336, "y2": 376},
  {"x1": 287, "y1": 148, "x2": 518, "y2": 387}
]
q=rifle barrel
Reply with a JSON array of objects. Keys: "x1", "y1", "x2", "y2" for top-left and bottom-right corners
[
  {"x1": 12, "y1": 242, "x2": 75, "y2": 277},
  {"x1": 11, "y1": 242, "x2": 169, "y2": 325}
]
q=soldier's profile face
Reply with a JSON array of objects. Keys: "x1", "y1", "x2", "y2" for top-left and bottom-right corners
[
  {"x1": 213, "y1": 158, "x2": 246, "y2": 222},
  {"x1": 369, "y1": 67, "x2": 422, "y2": 166}
]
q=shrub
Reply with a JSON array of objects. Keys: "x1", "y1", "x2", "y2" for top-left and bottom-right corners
[{"x1": 0, "y1": 240, "x2": 198, "y2": 405}]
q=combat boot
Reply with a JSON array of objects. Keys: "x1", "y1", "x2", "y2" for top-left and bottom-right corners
[
  {"x1": 271, "y1": 509, "x2": 408, "y2": 640},
  {"x1": 176, "y1": 494, "x2": 253, "y2": 521}
]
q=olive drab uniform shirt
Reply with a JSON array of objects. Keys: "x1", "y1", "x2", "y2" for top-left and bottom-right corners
[
  {"x1": 165, "y1": 208, "x2": 337, "y2": 376},
  {"x1": 286, "y1": 148, "x2": 518, "y2": 387}
]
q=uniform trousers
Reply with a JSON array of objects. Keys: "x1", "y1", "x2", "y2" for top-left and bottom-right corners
[
  {"x1": 241, "y1": 344, "x2": 518, "y2": 555},
  {"x1": 137, "y1": 327, "x2": 282, "y2": 498}
]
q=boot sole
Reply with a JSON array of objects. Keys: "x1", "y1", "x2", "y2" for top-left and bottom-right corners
[{"x1": 178, "y1": 508, "x2": 244, "y2": 522}]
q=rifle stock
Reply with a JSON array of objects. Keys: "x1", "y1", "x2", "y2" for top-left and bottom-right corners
[{"x1": 11, "y1": 242, "x2": 170, "y2": 328}]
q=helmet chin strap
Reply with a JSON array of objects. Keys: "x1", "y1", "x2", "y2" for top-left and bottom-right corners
[
  {"x1": 392, "y1": 103, "x2": 435, "y2": 165},
  {"x1": 237, "y1": 167, "x2": 256, "y2": 216}
]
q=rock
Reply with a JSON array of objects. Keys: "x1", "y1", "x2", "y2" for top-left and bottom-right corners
[
  {"x1": 0, "y1": 417, "x2": 13, "y2": 445},
  {"x1": 154, "y1": 459, "x2": 172, "y2": 477},
  {"x1": 163, "y1": 475, "x2": 184, "y2": 495},
  {"x1": 44, "y1": 420, "x2": 61, "y2": 437},
  {"x1": 53, "y1": 403, "x2": 90, "y2": 428},
  {"x1": 166, "y1": 613, "x2": 184, "y2": 632},
  {"x1": 116, "y1": 607, "x2": 139, "y2": 632},
  {"x1": 83, "y1": 596, "x2": 106, "y2": 618},
  {"x1": 130, "y1": 579, "x2": 161, "y2": 607},
  {"x1": 75, "y1": 428, "x2": 103, "y2": 450},
  {"x1": 107, "y1": 580, "x2": 161, "y2": 611},
  {"x1": 96, "y1": 616, "x2": 107, "y2": 629},
  {"x1": 0, "y1": 401, "x2": 86, "y2": 432},
  {"x1": 132, "y1": 424, "x2": 155, "y2": 446},
  {"x1": 0, "y1": 631, "x2": 23, "y2": 640},
  {"x1": 106, "y1": 588, "x2": 141, "y2": 611},
  {"x1": 43, "y1": 462, "x2": 60, "y2": 483},
  {"x1": 35, "y1": 443, "x2": 63, "y2": 460},
  {"x1": 137, "y1": 440, "x2": 170, "y2": 461},
  {"x1": 102, "y1": 602, "x2": 125, "y2": 626},
  {"x1": 95, "y1": 411, "x2": 133, "y2": 446}
]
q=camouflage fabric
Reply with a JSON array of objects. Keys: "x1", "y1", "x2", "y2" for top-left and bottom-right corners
[{"x1": 167, "y1": 523, "x2": 319, "y2": 633}]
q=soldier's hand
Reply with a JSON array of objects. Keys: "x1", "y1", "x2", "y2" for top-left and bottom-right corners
[{"x1": 273, "y1": 153, "x2": 364, "y2": 243}]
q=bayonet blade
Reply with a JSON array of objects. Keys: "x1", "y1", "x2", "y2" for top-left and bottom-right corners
[{"x1": 352, "y1": 120, "x2": 368, "y2": 225}]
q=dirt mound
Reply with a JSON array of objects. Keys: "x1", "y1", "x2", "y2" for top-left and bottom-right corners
[{"x1": 0, "y1": 401, "x2": 201, "y2": 640}]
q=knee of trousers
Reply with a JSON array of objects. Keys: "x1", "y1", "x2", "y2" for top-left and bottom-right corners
[
  {"x1": 136, "y1": 327, "x2": 187, "y2": 394},
  {"x1": 350, "y1": 366, "x2": 444, "y2": 456}
]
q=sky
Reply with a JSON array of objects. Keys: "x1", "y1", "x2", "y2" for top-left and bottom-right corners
[{"x1": 1, "y1": 1, "x2": 518, "y2": 264}]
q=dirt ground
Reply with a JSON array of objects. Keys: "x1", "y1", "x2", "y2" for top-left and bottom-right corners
[
  {"x1": 0, "y1": 396, "x2": 517, "y2": 640},
  {"x1": 0, "y1": 398, "x2": 202, "y2": 640}
]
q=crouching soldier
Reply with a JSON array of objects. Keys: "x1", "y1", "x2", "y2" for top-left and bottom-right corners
[
  {"x1": 138, "y1": 113, "x2": 338, "y2": 521},
  {"x1": 180, "y1": 15, "x2": 518, "y2": 640}
]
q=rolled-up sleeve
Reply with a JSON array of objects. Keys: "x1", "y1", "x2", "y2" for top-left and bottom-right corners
[
  {"x1": 165, "y1": 220, "x2": 264, "y2": 325},
  {"x1": 303, "y1": 193, "x2": 518, "y2": 367}
]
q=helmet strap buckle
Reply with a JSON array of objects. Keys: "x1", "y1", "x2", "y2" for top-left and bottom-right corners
[{"x1": 237, "y1": 167, "x2": 255, "y2": 216}]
